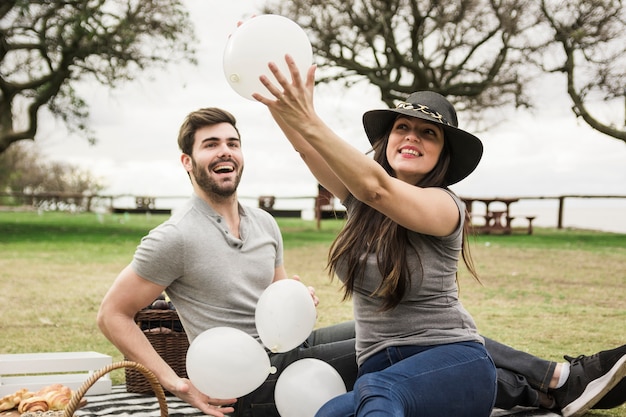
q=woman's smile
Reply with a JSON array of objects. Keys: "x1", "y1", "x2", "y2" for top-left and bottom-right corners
[{"x1": 398, "y1": 145, "x2": 423, "y2": 158}]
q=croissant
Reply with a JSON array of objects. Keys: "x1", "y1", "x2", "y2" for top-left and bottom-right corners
[
  {"x1": 44, "y1": 389, "x2": 71, "y2": 410},
  {"x1": 18, "y1": 395, "x2": 49, "y2": 413},
  {"x1": 0, "y1": 388, "x2": 34, "y2": 412},
  {"x1": 37, "y1": 383, "x2": 66, "y2": 396}
]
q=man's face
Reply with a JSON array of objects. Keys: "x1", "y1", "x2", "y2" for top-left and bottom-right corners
[{"x1": 185, "y1": 123, "x2": 243, "y2": 198}]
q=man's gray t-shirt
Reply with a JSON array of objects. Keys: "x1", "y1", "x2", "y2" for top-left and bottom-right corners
[{"x1": 131, "y1": 193, "x2": 284, "y2": 342}]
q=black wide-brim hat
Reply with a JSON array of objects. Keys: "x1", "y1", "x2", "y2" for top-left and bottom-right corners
[{"x1": 362, "y1": 91, "x2": 483, "y2": 185}]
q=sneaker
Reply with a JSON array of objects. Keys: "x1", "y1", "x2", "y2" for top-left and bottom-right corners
[
  {"x1": 538, "y1": 392, "x2": 556, "y2": 409},
  {"x1": 551, "y1": 344, "x2": 626, "y2": 417},
  {"x1": 593, "y1": 377, "x2": 626, "y2": 409}
]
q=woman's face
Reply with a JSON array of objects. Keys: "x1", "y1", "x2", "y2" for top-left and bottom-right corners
[{"x1": 385, "y1": 116, "x2": 445, "y2": 184}]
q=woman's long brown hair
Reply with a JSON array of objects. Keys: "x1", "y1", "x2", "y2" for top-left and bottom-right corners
[{"x1": 327, "y1": 128, "x2": 480, "y2": 311}]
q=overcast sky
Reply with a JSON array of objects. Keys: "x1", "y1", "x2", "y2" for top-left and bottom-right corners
[{"x1": 34, "y1": 0, "x2": 626, "y2": 209}]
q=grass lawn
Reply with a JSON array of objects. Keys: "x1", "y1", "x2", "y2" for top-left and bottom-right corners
[{"x1": 1, "y1": 211, "x2": 625, "y2": 416}]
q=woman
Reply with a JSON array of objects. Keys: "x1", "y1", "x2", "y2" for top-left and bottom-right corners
[{"x1": 254, "y1": 56, "x2": 497, "y2": 417}]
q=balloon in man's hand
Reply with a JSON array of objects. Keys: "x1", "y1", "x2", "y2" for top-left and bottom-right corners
[{"x1": 186, "y1": 327, "x2": 274, "y2": 399}]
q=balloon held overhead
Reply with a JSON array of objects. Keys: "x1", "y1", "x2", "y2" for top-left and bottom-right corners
[{"x1": 223, "y1": 14, "x2": 313, "y2": 100}]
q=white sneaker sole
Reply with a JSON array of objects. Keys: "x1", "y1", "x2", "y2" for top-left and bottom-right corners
[{"x1": 561, "y1": 354, "x2": 626, "y2": 417}]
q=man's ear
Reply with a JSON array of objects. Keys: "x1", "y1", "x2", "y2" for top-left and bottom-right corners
[{"x1": 181, "y1": 153, "x2": 193, "y2": 172}]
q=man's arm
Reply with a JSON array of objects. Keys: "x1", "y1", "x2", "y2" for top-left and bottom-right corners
[
  {"x1": 97, "y1": 265, "x2": 179, "y2": 386},
  {"x1": 97, "y1": 265, "x2": 236, "y2": 416},
  {"x1": 272, "y1": 265, "x2": 288, "y2": 282}
]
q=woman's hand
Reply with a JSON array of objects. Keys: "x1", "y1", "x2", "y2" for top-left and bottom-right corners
[
  {"x1": 171, "y1": 378, "x2": 236, "y2": 417},
  {"x1": 252, "y1": 54, "x2": 319, "y2": 133}
]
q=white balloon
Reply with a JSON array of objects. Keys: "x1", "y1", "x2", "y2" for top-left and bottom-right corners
[
  {"x1": 223, "y1": 14, "x2": 313, "y2": 100},
  {"x1": 275, "y1": 358, "x2": 347, "y2": 417},
  {"x1": 186, "y1": 327, "x2": 273, "y2": 399},
  {"x1": 255, "y1": 279, "x2": 317, "y2": 353}
]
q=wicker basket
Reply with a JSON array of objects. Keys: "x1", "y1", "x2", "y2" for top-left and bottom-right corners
[
  {"x1": 64, "y1": 361, "x2": 168, "y2": 417},
  {"x1": 125, "y1": 309, "x2": 189, "y2": 394}
]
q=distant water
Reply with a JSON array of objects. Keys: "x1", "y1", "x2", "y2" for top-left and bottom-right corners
[
  {"x1": 251, "y1": 196, "x2": 626, "y2": 234},
  {"x1": 106, "y1": 195, "x2": 626, "y2": 234},
  {"x1": 493, "y1": 198, "x2": 626, "y2": 234}
]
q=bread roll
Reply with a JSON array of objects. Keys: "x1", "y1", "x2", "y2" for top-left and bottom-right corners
[
  {"x1": 0, "y1": 388, "x2": 33, "y2": 411},
  {"x1": 44, "y1": 389, "x2": 71, "y2": 410},
  {"x1": 18, "y1": 395, "x2": 49, "y2": 413}
]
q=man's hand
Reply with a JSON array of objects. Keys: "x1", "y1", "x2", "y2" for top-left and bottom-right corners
[
  {"x1": 291, "y1": 275, "x2": 319, "y2": 307},
  {"x1": 172, "y1": 378, "x2": 236, "y2": 417}
]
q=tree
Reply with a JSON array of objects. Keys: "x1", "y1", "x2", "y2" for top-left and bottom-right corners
[
  {"x1": 0, "y1": 0, "x2": 197, "y2": 154},
  {"x1": 0, "y1": 141, "x2": 45, "y2": 193},
  {"x1": 263, "y1": 0, "x2": 626, "y2": 143},
  {"x1": 0, "y1": 141, "x2": 105, "y2": 210},
  {"x1": 540, "y1": 0, "x2": 626, "y2": 142},
  {"x1": 263, "y1": 0, "x2": 542, "y2": 115}
]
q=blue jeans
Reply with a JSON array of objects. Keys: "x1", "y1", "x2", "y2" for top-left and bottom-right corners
[{"x1": 316, "y1": 341, "x2": 497, "y2": 417}]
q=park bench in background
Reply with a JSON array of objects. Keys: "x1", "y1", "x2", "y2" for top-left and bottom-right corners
[
  {"x1": 314, "y1": 184, "x2": 346, "y2": 229},
  {"x1": 112, "y1": 196, "x2": 171, "y2": 214},
  {"x1": 463, "y1": 197, "x2": 536, "y2": 235},
  {"x1": 258, "y1": 195, "x2": 302, "y2": 218}
]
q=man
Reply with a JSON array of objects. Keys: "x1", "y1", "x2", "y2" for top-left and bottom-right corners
[
  {"x1": 98, "y1": 107, "x2": 626, "y2": 417},
  {"x1": 97, "y1": 107, "x2": 357, "y2": 417},
  {"x1": 486, "y1": 337, "x2": 626, "y2": 416}
]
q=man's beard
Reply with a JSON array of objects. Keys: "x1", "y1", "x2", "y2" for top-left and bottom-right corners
[{"x1": 192, "y1": 158, "x2": 242, "y2": 198}]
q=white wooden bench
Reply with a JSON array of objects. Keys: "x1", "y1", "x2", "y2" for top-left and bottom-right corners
[{"x1": 0, "y1": 351, "x2": 112, "y2": 396}]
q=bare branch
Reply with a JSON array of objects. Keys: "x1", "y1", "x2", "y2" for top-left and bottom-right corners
[{"x1": 0, "y1": 0, "x2": 198, "y2": 153}]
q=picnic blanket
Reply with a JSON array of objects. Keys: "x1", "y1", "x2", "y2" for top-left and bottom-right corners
[
  {"x1": 77, "y1": 386, "x2": 200, "y2": 417},
  {"x1": 77, "y1": 385, "x2": 560, "y2": 417}
]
